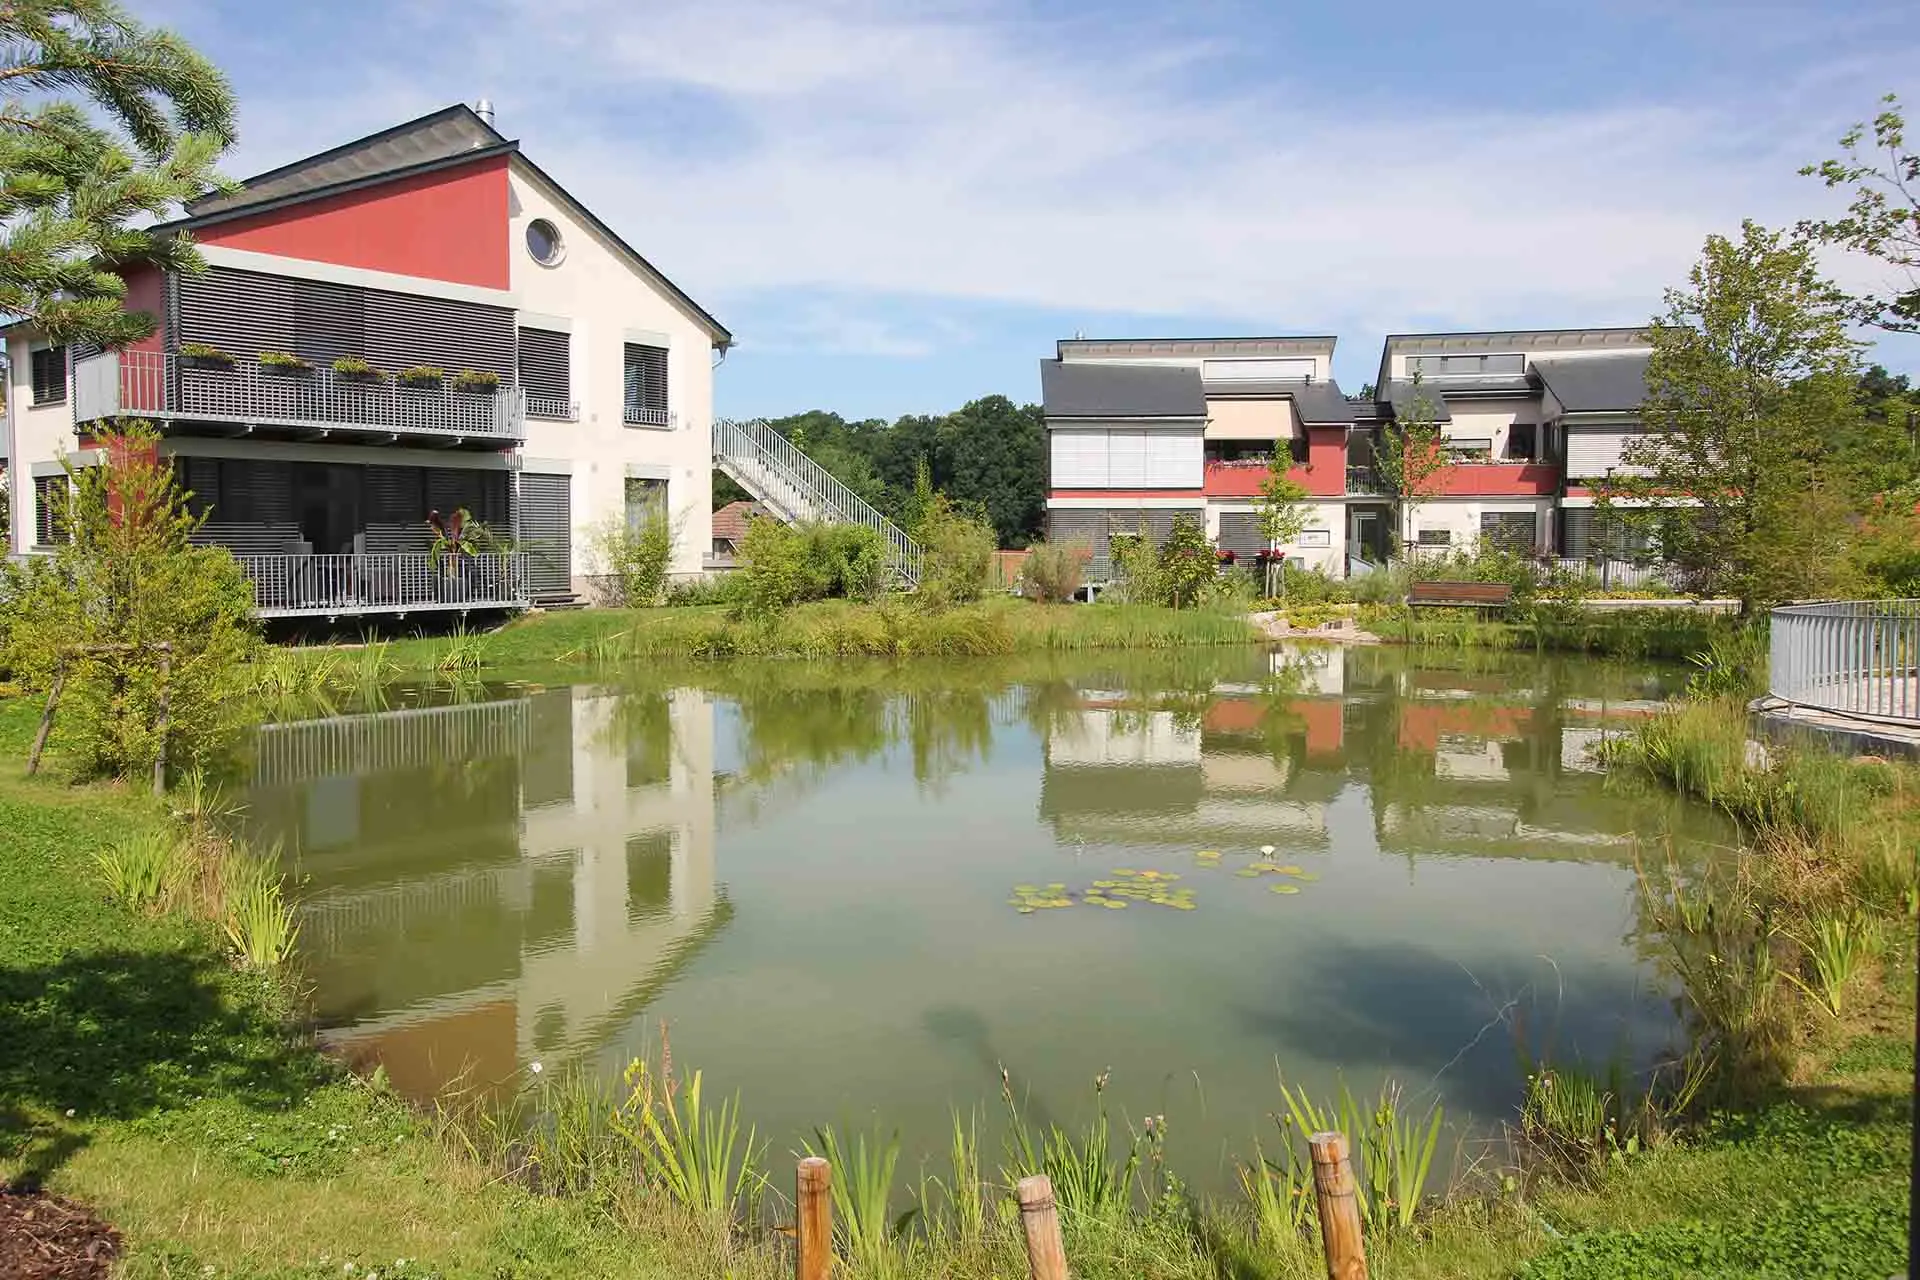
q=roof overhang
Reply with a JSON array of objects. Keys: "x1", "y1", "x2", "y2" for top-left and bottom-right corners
[
  {"x1": 1060, "y1": 335, "x2": 1337, "y2": 361},
  {"x1": 1375, "y1": 327, "x2": 1650, "y2": 398}
]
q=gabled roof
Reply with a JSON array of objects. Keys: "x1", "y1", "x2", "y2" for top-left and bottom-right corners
[
  {"x1": 162, "y1": 104, "x2": 733, "y2": 349},
  {"x1": 1041, "y1": 360, "x2": 1205, "y2": 420},
  {"x1": 712, "y1": 500, "x2": 767, "y2": 543},
  {"x1": 1379, "y1": 381, "x2": 1454, "y2": 423},
  {"x1": 1532, "y1": 354, "x2": 1651, "y2": 414},
  {"x1": 1205, "y1": 378, "x2": 1356, "y2": 425}
]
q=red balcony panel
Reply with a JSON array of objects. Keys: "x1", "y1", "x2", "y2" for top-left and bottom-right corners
[
  {"x1": 1202, "y1": 461, "x2": 1274, "y2": 497},
  {"x1": 1430, "y1": 462, "x2": 1559, "y2": 497}
]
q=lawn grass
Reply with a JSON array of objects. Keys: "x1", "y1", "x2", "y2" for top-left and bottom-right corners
[{"x1": 0, "y1": 679, "x2": 1910, "y2": 1279}]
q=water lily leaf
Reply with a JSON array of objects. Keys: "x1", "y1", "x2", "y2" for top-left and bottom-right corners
[
  {"x1": 1270, "y1": 884, "x2": 1303, "y2": 895},
  {"x1": 1103, "y1": 900, "x2": 1128, "y2": 909},
  {"x1": 1013, "y1": 885, "x2": 1037, "y2": 893},
  {"x1": 1236, "y1": 868, "x2": 1265, "y2": 878},
  {"x1": 1275, "y1": 865, "x2": 1306, "y2": 876},
  {"x1": 1114, "y1": 869, "x2": 1138, "y2": 876},
  {"x1": 1018, "y1": 906, "x2": 1036, "y2": 914}
]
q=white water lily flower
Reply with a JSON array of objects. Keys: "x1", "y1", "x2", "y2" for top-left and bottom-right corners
[
  {"x1": 530, "y1": 1061, "x2": 543, "y2": 1074},
  {"x1": 1259, "y1": 845, "x2": 1275, "y2": 857}
]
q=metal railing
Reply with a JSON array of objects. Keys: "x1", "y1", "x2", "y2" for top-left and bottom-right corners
[
  {"x1": 713, "y1": 417, "x2": 924, "y2": 585},
  {"x1": 525, "y1": 396, "x2": 579, "y2": 421},
  {"x1": 235, "y1": 552, "x2": 528, "y2": 617},
  {"x1": 74, "y1": 350, "x2": 523, "y2": 441},
  {"x1": 1346, "y1": 465, "x2": 1391, "y2": 495},
  {"x1": 624, "y1": 405, "x2": 674, "y2": 428},
  {"x1": 253, "y1": 698, "x2": 530, "y2": 786},
  {"x1": 1769, "y1": 599, "x2": 1920, "y2": 726},
  {"x1": 1550, "y1": 558, "x2": 1674, "y2": 591}
]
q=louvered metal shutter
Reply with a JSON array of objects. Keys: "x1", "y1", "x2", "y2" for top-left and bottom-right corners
[
  {"x1": 1144, "y1": 432, "x2": 1202, "y2": 488},
  {"x1": 518, "y1": 328, "x2": 570, "y2": 400},
  {"x1": 1217, "y1": 512, "x2": 1263, "y2": 559},
  {"x1": 426, "y1": 470, "x2": 510, "y2": 529},
  {"x1": 1107, "y1": 431, "x2": 1148, "y2": 487},
  {"x1": 1049, "y1": 431, "x2": 1106, "y2": 487},
  {"x1": 1479, "y1": 511, "x2": 1537, "y2": 553},
  {"x1": 33, "y1": 475, "x2": 68, "y2": 545},
  {"x1": 519, "y1": 472, "x2": 572, "y2": 595},
  {"x1": 622, "y1": 344, "x2": 669, "y2": 420},
  {"x1": 177, "y1": 269, "x2": 295, "y2": 353},
  {"x1": 365, "y1": 289, "x2": 513, "y2": 376},
  {"x1": 183, "y1": 458, "x2": 301, "y2": 554},
  {"x1": 364, "y1": 465, "x2": 430, "y2": 553},
  {"x1": 293, "y1": 277, "x2": 367, "y2": 366},
  {"x1": 30, "y1": 347, "x2": 69, "y2": 404}
]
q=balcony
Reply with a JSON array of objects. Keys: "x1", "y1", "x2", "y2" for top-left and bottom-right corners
[
  {"x1": 1346, "y1": 465, "x2": 1391, "y2": 496},
  {"x1": 624, "y1": 405, "x2": 674, "y2": 429},
  {"x1": 1429, "y1": 461, "x2": 1559, "y2": 497},
  {"x1": 74, "y1": 350, "x2": 524, "y2": 447},
  {"x1": 235, "y1": 552, "x2": 529, "y2": 618}
]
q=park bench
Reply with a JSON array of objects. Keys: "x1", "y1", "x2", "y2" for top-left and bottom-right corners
[{"x1": 1407, "y1": 580, "x2": 1514, "y2": 613}]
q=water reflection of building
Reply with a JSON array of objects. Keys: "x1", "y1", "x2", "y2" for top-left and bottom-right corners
[
  {"x1": 1039, "y1": 645, "x2": 1702, "y2": 862},
  {"x1": 248, "y1": 686, "x2": 726, "y2": 1096}
]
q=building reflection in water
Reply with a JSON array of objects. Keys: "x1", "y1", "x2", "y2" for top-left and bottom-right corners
[{"x1": 246, "y1": 686, "x2": 725, "y2": 1098}]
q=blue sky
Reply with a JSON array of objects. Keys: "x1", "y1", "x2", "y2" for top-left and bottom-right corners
[{"x1": 151, "y1": 0, "x2": 1919, "y2": 418}]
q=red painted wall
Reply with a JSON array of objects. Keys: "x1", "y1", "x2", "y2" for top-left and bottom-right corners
[
  {"x1": 121, "y1": 265, "x2": 166, "y2": 353},
  {"x1": 196, "y1": 155, "x2": 511, "y2": 289},
  {"x1": 1304, "y1": 426, "x2": 1346, "y2": 496},
  {"x1": 1430, "y1": 463, "x2": 1559, "y2": 497}
]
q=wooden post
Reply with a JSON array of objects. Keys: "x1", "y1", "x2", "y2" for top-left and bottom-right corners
[
  {"x1": 1015, "y1": 1174, "x2": 1069, "y2": 1280},
  {"x1": 1309, "y1": 1132, "x2": 1368, "y2": 1280},
  {"x1": 26, "y1": 663, "x2": 69, "y2": 776},
  {"x1": 151, "y1": 645, "x2": 172, "y2": 796},
  {"x1": 796, "y1": 1155, "x2": 832, "y2": 1280}
]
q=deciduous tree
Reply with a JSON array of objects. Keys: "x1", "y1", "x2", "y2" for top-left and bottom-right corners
[
  {"x1": 1605, "y1": 221, "x2": 1863, "y2": 615},
  {"x1": 1800, "y1": 93, "x2": 1920, "y2": 335},
  {"x1": 0, "y1": 0, "x2": 236, "y2": 345},
  {"x1": 1376, "y1": 379, "x2": 1449, "y2": 560},
  {"x1": 1254, "y1": 460, "x2": 1310, "y2": 598}
]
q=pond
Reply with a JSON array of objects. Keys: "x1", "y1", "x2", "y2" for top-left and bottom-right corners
[{"x1": 240, "y1": 643, "x2": 1730, "y2": 1190}]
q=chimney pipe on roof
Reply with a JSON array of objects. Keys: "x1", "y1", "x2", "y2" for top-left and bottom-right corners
[{"x1": 474, "y1": 98, "x2": 495, "y2": 127}]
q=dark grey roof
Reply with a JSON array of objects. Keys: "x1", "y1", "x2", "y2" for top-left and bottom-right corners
[
  {"x1": 1041, "y1": 361, "x2": 1205, "y2": 419},
  {"x1": 1204, "y1": 378, "x2": 1356, "y2": 424},
  {"x1": 184, "y1": 106, "x2": 506, "y2": 221},
  {"x1": 1532, "y1": 354, "x2": 1651, "y2": 414},
  {"x1": 1380, "y1": 381, "x2": 1453, "y2": 423}
]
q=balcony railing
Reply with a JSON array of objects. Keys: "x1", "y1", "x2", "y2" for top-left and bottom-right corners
[
  {"x1": 1770, "y1": 599, "x2": 1920, "y2": 726},
  {"x1": 234, "y1": 552, "x2": 528, "y2": 618},
  {"x1": 74, "y1": 350, "x2": 524, "y2": 443},
  {"x1": 1346, "y1": 465, "x2": 1391, "y2": 495},
  {"x1": 624, "y1": 405, "x2": 673, "y2": 429},
  {"x1": 525, "y1": 396, "x2": 579, "y2": 421}
]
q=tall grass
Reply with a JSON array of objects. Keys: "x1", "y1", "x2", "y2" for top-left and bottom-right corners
[
  {"x1": 1787, "y1": 912, "x2": 1884, "y2": 1017},
  {"x1": 1274, "y1": 1074, "x2": 1444, "y2": 1236},
  {"x1": 808, "y1": 1125, "x2": 914, "y2": 1276},
  {"x1": 221, "y1": 844, "x2": 300, "y2": 970},
  {"x1": 1002, "y1": 1070, "x2": 1143, "y2": 1220},
  {"x1": 610, "y1": 1057, "x2": 764, "y2": 1225}
]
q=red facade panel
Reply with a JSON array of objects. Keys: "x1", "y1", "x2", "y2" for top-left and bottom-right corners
[
  {"x1": 195, "y1": 156, "x2": 512, "y2": 289},
  {"x1": 1429, "y1": 463, "x2": 1558, "y2": 497}
]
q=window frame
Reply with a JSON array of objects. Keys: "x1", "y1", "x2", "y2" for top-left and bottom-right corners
[
  {"x1": 622, "y1": 343, "x2": 671, "y2": 428},
  {"x1": 33, "y1": 473, "x2": 70, "y2": 546},
  {"x1": 30, "y1": 345, "x2": 68, "y2": 405}
]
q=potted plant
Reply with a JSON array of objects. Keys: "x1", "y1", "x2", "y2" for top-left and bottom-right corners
[
  {"x1": 333, "y1": 355, "x2": 384, "y2": 383},
  {"x1": 178, "y1": 342, "x2": 235, "y2": 371},
  {"x1": 452, "y1": 368, "x2": 502, "y2": 394},
  {"x1": 398, "y1": 364, "x2": 445, "y2": 389},
  {"x1": 259, "y1": 351, "x2": 312, "y2": 376}
]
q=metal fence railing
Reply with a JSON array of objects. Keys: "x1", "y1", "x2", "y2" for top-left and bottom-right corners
[
  {"x1": 1549, "y1": 558, "x2": 1674, "y2": 591},
  {"x1": 1769, "y1": 599, "x2": 1920, "y2": 726},
  {"x1": 235, "y1": 552, "x2": 528, "y2": 617},
  {"x1": 74, "y1": 350, "x2": 524, "y2": 441},
  {"x1": 712, "y1": 418, "x2": 924, "y2": 586}
]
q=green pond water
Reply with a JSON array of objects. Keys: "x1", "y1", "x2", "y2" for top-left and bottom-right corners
[{"x1": 243, "y1": 643, "x2": 1729, "y2": 1190}]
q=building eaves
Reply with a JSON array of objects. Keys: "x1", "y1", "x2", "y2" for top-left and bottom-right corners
[
  {"x1": 1531, "y1": 353, "x2": 1651, "y2": 415},
  {"x1": 1204, "y1": 378, "x2": 1356, "y2": 425},
  {"x1": 1041, "y1": 359, "x2": 1206, "y2": 420},
  {"x1": 1378, "y1": 380, "x2": 1454, "y2": 423},
  {"x1": 1373, "y1": 326, "x2": 1650, "y2": 398},
  {"x1": 1059, "y1": 335, "x2": 1338, "y2": 361}
]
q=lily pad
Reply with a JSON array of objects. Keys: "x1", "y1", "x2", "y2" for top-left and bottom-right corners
[{"x1": 1270, "y1": 884, "x2": 1303, "y2": 895}]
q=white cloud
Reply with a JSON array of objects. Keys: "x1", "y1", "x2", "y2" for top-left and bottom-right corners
[{"x1": 200, "y1": 0, "x2": 1920, "y2": 353}]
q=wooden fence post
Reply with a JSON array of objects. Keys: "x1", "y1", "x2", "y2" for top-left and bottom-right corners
[
  {"x1": 26, "y1": 662, "x2": 69, "y2": 776},
  {"x1": 1309, "y1": 1131, "x2": 1368, "y2": 1280},
  {"x1": 1015, "y1": 1173, "x2": 1069, "y2": 1280},
  {"x1": 796, "y1": 1155, "x2": 832, "y2": 1280}
]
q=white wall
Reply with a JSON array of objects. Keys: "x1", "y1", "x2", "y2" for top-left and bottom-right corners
[
  {"x1": 1443, "y1": 403, "x2": 1538, "y2": 458},
  {"x1": 1205, "y1": 500, "x2": 1345, "y2": 575},
  {"x1": 1405, "y1": 498, "x2": 1550, "y2": 553},
  {"x1": 508, "y1": 166, "x2": 720, "y2": 579},
  {"x1": 5, "y1": 334, "x2": 79, "y2": 554}
]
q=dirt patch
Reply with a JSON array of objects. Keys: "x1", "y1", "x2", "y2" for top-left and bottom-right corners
[{"x1": 0, "y1": 1186, "x2": 120, "y2": 1280}]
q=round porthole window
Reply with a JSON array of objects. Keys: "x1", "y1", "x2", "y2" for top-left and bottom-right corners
[{"x1": 526, "y1": 218, "x2": 565, "y2": 267}]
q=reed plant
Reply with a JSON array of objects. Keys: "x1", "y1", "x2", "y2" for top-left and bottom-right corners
[
  {"x1": 611, "y1": 1057, "x2": 764, "y2": 1226},
  {"x1": 220, "y1": 844, "x2": 299, "y2": 969},
  {"x1": 435, "y1": 627, "x2": 487, "y2": 673},
  {"x1": 1274, "y1": 1075, "x2": 1444, "y2": 1236},
  {"x1": 93, "y1": 829, "x2": 186, "y2": 913},
  {"x1": 807, "y1": 1125, "x2": 915, "y2": 1276},
  {"x1": 1787, "y1": 912, "x2": 1884, "y2": 1017},
  {"x1": 1001, "y1": 1069, "x2": 1142, "y2": 1220}
]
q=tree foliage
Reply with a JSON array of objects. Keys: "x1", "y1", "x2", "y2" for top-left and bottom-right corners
[
  {"x1": 736, "y1": 518, "x2": 885, "y2": 616},
  {"x1": 1255, "y1": 461, "x2": 1311, "y2": 597},
  {"x1": 1376, "y1": 380, "x2": 1449, "y2": 554},
  {"x1": 1800, "y1": 93, "x2": 1920, "y2": 335},
  {"x1": 912, "y1": 492, "x2": 996, "y2": 609},
  {"x1": 0, "y1": 0, "x2": 237, "y2": 345},
  {"x1": 586, "y1": 510, "x2": 673, "y2": 607},
  {"x1": 1, "y1": 424, "x2": 259, "y2": 779},
  {"x1": 1605, "y1": 221, "x2": 1863, "y2": 615}
]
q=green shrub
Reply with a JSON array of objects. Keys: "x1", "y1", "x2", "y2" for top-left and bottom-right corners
[
  {"x1": 737, "y1": 519, "x2": 887, "y2": 615},
  {"x1": 1277, "y1": 564, "x2": 1352, "y2": 604},
  {"x1": 1017, "y1": 541, "x2": 1091, "y2": 603},
  {"x1": 664, "y1": 574, "x2": 745, "y2": 607},
  {"x1": 586, "y1": 511, "x2": 674, "y2": 607},
  {"x1": 915, "y1": 495, "x2": 996, "y2": 609},
  {"x1": 1157, "y1": 513, "x2": 1216, "y2": 608},
  {"x1": 2, "y1": 424, "x2": 261, "y2": 781}
]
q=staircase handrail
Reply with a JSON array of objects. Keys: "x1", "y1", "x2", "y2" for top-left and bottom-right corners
[{"x1": 713, "y1": 418, "x2": 923, "y2": 584}]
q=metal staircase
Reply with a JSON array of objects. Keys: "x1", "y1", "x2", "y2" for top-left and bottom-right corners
[{"x1": 712, "y1": 418, "x2": 924, "y2": 585}]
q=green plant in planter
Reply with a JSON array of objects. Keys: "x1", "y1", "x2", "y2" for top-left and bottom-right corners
[
  {"x1": 399, "y1": 364, "x2": 445, "y2": 387},
  {"x1": 178, "y1": 342, "x2": 234, "y2": 368},
  {"x1": 452, "y1": 368, "x2": 502, "y2": 392},
  {"x1": 258, "y1": 351, "x2": 311, "y2": 374},
  {"x1": 332, "y1": 355, "x2": 383, "y2": 380}
]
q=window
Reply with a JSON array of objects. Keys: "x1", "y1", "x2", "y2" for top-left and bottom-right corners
[
  {"x1": 1416, "y1": 528, "x2": 1452, "y2": 547},
  {"x1": 625, "y1": 477, "x2": 667, "y2": 531},
  {"x1": 33, "y1": 474, "x2": 69, "y2": 545},
  {"x1": 30, "y1": 346, "x2": 67, "y2": 405},
  {"x1": 1480, "y1": 511, "x2": 1537, "y2": 553},
  {"x1": 526, "y1": 218, "x2": 565, "y2": 267},
  {"x1": 518, "y1": 327, "x2": 572, "y2": 418},
  {"x1": 1444, "y1": 437, "x2": 1493, "y2": 461},
  {"x1": 1506, "y1": 422, "x2": 1537, "y2": 461},
  {"x1": 623, "y1": 343, "x2": 670, "y2": 427},
  {"x1": 1407, "y1": 352, "x2": 1524, "y2": 379}
]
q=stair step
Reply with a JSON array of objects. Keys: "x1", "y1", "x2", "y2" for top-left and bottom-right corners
[{"x1": 532, "y1": 593, "x2": 586, "y2": 611}]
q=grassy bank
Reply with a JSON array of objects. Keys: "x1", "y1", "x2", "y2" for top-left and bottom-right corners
[
  {"x1": 2, "y1": 682, "x2": 1910, "y2": 1278},
  {"x1": 1351, "y1": 603, "x2": 1747, "y2": 662}
]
